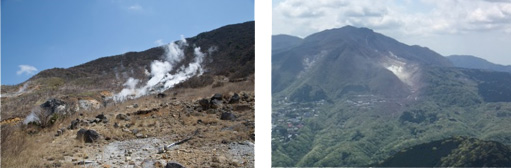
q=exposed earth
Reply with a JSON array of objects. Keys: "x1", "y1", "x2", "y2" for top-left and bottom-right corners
[{"x1": 1, "y1": 79, "x2": 254, "y2": 168}]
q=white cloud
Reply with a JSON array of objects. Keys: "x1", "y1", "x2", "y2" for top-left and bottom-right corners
[
  {"x1": 128, "y1": 4, "x2": 143, "y2": 11},
  {"x1": 273, "y1": 0, "x2": 511, "y2": 37},
  {"x1": 16, "y1": 65, "x2": 38, "y2": 75},
  {"x1": 154, "y1": 39, "x2": 165, "y2": 46}
]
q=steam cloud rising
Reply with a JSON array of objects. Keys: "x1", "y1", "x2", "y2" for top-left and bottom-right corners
[
  {"x1": 23, "y1": 107, "x2": 41, "y2": 124},
  {"x1": 113, "y1": 37, "x2": 212, "y2": 102}
]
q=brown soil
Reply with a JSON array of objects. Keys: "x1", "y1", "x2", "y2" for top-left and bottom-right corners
[{"x1": 1, "y1": 79, "x2": 254, "y2": 168}]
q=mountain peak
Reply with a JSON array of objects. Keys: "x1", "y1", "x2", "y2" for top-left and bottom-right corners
[
  {"x1": 272, "y1": 25, "x2": 452, "y2": 100},
  {"x1": 339, "y1": 25, "x2": 374, "y2": 32},
  {"x1": 305, "y1": 25, "x2": 374, "y2": 43}
]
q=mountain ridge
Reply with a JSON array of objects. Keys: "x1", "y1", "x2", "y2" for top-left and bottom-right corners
[
  {"x1": 447, "y1": 55, "x2": 511, "y2": 73},
  {"x1": 272, "y1": 25, "x2": 511, "y2": 167},
  {"x1": 272, "y1": 25, "x2": 451, "y2": 102},
  {"x1": 1, "y1": 21, "x2": 254, "y2": 119}
]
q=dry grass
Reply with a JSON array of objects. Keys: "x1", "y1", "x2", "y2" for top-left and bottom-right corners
[
  {"x1": 171, "y1": 74, "x2": 254, "y2": 101},
  {"x1": 1, "y1": 125, "x2": 55, "y2": 167},
  {"x1": 1, "y1": 75, "x2": 254, "y2": 167}
]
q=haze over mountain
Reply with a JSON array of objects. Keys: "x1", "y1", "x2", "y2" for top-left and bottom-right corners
[
  {"x1": 447, "y1": 55, "x2": 511, "y2": 73},
  {"x1": 272, "y1": 34, "x2": 303, "y2": 55},
  {"x1": 272, "y1": 26, "x2": 511, "y2": 167}
]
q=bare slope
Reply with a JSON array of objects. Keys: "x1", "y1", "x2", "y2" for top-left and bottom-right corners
[{"x1": 1, "y1": 21, "x2": 254, "y2": 167}]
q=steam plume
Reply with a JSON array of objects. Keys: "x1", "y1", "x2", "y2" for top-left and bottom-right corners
[{"x1": 113, "y1": 37, "x2": 214, "y2": 102}]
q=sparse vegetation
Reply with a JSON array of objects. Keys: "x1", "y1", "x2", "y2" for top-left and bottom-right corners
[{"x1": 1, "y1": 21, "x2": 254, "y2": 167}]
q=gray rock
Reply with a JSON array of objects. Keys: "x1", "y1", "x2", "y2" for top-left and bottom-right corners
[
  {"x1": 220, "y1": 112, "x2": 236, "y2": 121},
  {"x1": 229, "y1": 93, "x2": 240, "y2": 104},
  {"x1": 96, "y1": 114, "x2": 107, "y2": 120},
  {"x1": 77, "y1": 129, "x2": 86, "y2": 139},
  {"x1": 76, "y1": 129, "x2": 100, "y2": 143},
  {"x1": 131, "y1": 129, "x2": 139, "y2": 134},
  {"x1": 211, "y1": 93, "x2": 223, "y2": 101},
  {"x1": 95, "y1": 114, "x2": 108, "y2": 123},
  {"x1": 199, "y1": 98, "x2": 209, "y2": 110},
  {"x1": 157, "y1": 93, "x2": 166, "y2": 98},
  {"x1": 165, "y1": 162, "x2": 185, "y2": 168},
  {"x1": 40, "y1": 98, "x2": 66, "y2": 115},
  {"x1": 68, "y1": 119, "x2": 80, "y2": 130}
]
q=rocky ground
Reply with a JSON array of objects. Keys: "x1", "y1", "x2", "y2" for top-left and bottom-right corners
[{"x1": 1, "y1": 82, "x2": 254, "y2": 167}]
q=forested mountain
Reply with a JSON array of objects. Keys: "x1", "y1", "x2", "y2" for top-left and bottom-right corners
[{"x1": 272, "y1": 26, "x2": 511, "y2": 167}]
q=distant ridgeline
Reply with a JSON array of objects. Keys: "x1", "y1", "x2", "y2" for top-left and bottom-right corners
[{"x1": 271, "y1": 26, "x2": 511, "y2": 167}]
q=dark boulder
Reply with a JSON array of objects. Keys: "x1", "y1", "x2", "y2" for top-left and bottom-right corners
[
  {"x1": 96, "y1": 114, "x2": 107, "y2": 120},
  {"x1": 68, "y1": 119, "x2": 80, "y2": 130},
  {"x1": 211, "y1": 93, "x2": 223, "y2": 101},
  {"x1": 40, "y1": 98, "x2": 66, "y2": 113},
  {"x1": 165, "y1": 162, "x2": 185, "y2": 168},
  {"x1": 76, "y1": 129, "x2": 100, "y2": 143},
  {"x1": 76, "y1": 129, "x2": 87, "y2": 140},
  {"x1": 96, "y1": 114, "x2": 108, "y2": 123},
  {"x1": 157, "y1": 93, "x2": 166, "y2": 98},
  {"x1": 198, "y1": 98, "x2": 210, "y2": 110},
  {"x1": 84, "y1": 129, "x2": 100, "y2": 143},
  {"x1": 229, "y1": 93, "x2": 240, "y2": 104},
  {"x1": 220, "y1": 112, "x2": 236, "y2": 121}
]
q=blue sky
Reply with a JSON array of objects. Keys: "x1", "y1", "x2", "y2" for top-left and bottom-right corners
[
  {"x1": 273, "y1": 0, "x2": 511, "y2": 65},
  {"x1": 1, "y1": 0, "x2": 254, "y2": 85}
]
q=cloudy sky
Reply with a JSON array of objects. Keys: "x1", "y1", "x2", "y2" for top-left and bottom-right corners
[
  {"x1": 2, "y1": 0, "x2": 253, "y2": 85},
  {"x1": 273, "y1": 0, "x2": 511, "y2": 65}
]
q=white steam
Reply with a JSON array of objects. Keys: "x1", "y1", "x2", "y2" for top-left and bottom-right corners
[
  {"x1": 381, "y1": 51, "x2": 420, "y2": 89},
  {"x1": 23, "y1": 107, "x2": 41, "y2": 124},
  {"x1": 17, "y1": 82, "x2": 29, "y2": 94},
  {"x1": 114, "y1": 78, "x2": 141, "y2": 101},
  {"x1": 113, "y1": 37, "x2": 214, "y2": 102},
  {"x1": 1, "y1": 82, "x2": 31, "y2": 98}
]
